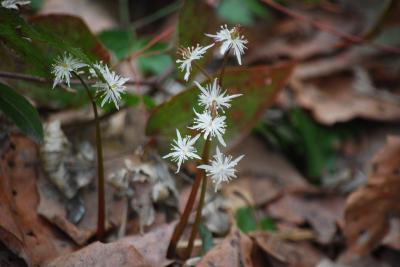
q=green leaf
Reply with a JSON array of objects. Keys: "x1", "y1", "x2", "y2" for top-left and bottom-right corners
[
  {"x1": 29, "y1": 14, "x2": 110, "y2": 64},
  {"x1": 138, "y1": 53, "x2": 172, "y2": 76},
  {"x1": 0, "y1": 11, "x2": 110, "y2": 108},
  {"x1": 259, "y1": 217, "x2": 277, "y2": 231},
  {"x1": 218, "y1": 0, "x2": 271, "y2": 26},
  {"x1": 30, "y1": 0, "x2": 43, "y2": 11},
  {"x1": 199, "y1": 223, "x2": 214, "y2": 254},
  {"x1": 124, "y1": 93, "x2": 141, "y2": 107},
  {"x1": 142, "y1": 95, "x2": 156, "y2": 109},
  {"x1": 290, "y1": 108, "x2": 338, "y2": 179},
  {"x1": 0, "y1": 83, "x2": 43, "y2": 143},
  {"x1": 235, "y1": 207, "x2": 257, "y2": 233},
  {"x1": 98, "y1": 28, "x2": 136, "y2": 60},
  {"x1": 146, "y1": 63, "x2": 295, "y2": 148},
  {"x1": 136, "y1": 42, "x2": 172, "y2": 76}
]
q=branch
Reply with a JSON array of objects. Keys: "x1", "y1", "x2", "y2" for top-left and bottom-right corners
[{"x1": 261, "y1": 0, "x2": 400, "y2": 54}]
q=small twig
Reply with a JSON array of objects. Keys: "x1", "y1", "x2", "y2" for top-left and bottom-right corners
[
  {"x1": 0, "y1": 71, "x2": 155, "y2": 86},
  {"x1": 130, "y1": 1, "x2": 182, "y2": 30},
  {"x1": 129, "y1": 26, "x2": 175, "y2": 61},
  {"x1": 261, "y1": 0, "x2": 400, "y2": 54}
]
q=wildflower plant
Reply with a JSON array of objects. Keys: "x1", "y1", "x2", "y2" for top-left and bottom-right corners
[
  {"x1": 167, "y1": 25, "x2": 246, "y2": 260},
  {"x1": 51, "y1": 53, "x2": 129, "y2": 239}
]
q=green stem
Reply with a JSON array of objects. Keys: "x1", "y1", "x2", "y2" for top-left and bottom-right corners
[
  {"x1": 73, "y1": 72, "x2": 106, "y2": 241},
  {"x1": 167, "y1": 138, "x2": 210, "y2": 258}
]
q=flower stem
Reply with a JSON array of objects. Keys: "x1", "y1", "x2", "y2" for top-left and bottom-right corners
[
  {"x1": 218, "y1": 48, "x2": 231, "y2": 86},
  {"x1": 167, "y1": 138, "x2": 210, "y2": 258},
  {"x1": 193, "y1": 61, "x2": 213, "y2": 81},
  {"x1": 182, "y1": 161, "x2": 208, "y2": 260},
  {"x1": 73, "y1": 72, "x2": 106, "y2": 241}
]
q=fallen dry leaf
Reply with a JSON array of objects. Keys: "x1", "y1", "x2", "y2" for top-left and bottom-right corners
[
  {"x1": 120, "y1": 223, "x2": 175, "y2": 267},
  {"x1": 197, "y1": 228, "x2": 254, "y2": 267},
  {"x1": 291, "y1": 74, "x2": 400, "y2": 125},
  {"x1": 344, "y1": 136, "x2": 400, "y2": 257},
  {"x1": 267, "y1": 193, "x2": 345, "y2": 244},
  {"x1": 44, "y1": 241, "x2": 149, "y2": 267},
  {"x1": 37, "y1": 171, "x2": 127, "y2": 245},
  {"x1": 233, "y1": 136, "x2": 315, "y2": 193},
  {"x1": 0, "y1": 135, "x2": 74, "y2": 266},
  {"x1": 252, "y1": 231, "x2": 323, "y2": 267}
]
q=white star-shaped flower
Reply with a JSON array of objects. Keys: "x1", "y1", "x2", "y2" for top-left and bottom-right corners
[
  {"x1": 195, "y1": 78, "x2": 241, "y2": 113},
  {"x1": 198, "y1": 147, "x2": 244, "y2": 191},
  {"x1": 206, "y1": 25, "x2": 248, "y2": 65},
  {"x1": 189, "y1": 110, "x2": 227, "y2": 146},
  {"x1": 1, "y1": 0, "x2": 30, "y2": 9},
  {"x1": 92, "y1": 63, "x2": 129, "y2": 109},
  {"x1": 163, "y1": 129, "x2": 201, "y2": 173},
  {"x1": 51, "y1": 53, "x2": 86, "y2": 89},
  {"x1": 176, "y1": 43, "x2": 214, "y2": 81}
]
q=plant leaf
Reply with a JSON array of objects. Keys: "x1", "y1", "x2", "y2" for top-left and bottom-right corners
[
  {"x1": 0, "y1": 11, "x2": 109, "y2": 108},
  {"x1": 235, "y1": 207, "x2": 257, "y2": 233},
  {"x1": 146, "y1": 62, "x2": 295, "y2": 148},
  {"x1": 0, "y1": 83, "x2": 43, "y2": 143},
  {"x1": 199, "y1": 223, "x2": 214, "y2": 254}
]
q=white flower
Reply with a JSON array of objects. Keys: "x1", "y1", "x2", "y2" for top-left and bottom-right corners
[
  {"x1": 163, "y1": 129, "x2": 201, "y2": 173},
  {"x1": 92, "y1": 63, "x2": 129, "y2": 109},
  {"x1": 189, "y1": 110, "x2": 226, "y2": 146},
  {"x1": 195, "y1": 78, "x2": 241, "y2": 113},
  {"x1": 1, "y1": 0, "x2": 30, "y2": 9},
  {"x1": 51, "y1": 53, "x2": 86, "y2": 89},
  {"x1": 198, "y1": 147, "x2": 244, "y2": 191},
  {"x1": 206, "y1": 25, "x2": 248, "y2": 65},
  {"x1": 176, "y1": 44, "x2": 214, "y2": 81}
]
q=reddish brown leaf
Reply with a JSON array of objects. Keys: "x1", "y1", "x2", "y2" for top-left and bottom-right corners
[
  {"x1": 0, "y1": 135, "x2": 74, "y2": 266},
  {"x1": 37, "y1": 173, "x2": 126, "y2": 245},
  {"x1": 197, "y1": 229, "x2": 254, "y2": 267},
  {"x1": 44, "y1": 241, "x2": 149, "y2": 267},
  {"x1": 344, "y1": 136, "x2": 400, "y2": 257},
  {"x1": 120, "y1": 223, "x2": 175, "y2": 267},
  {"x1": 252, "y1": 231, "x2": 323, "y2": 267},
  {"x1": 292, "y1": 75, "x2": 400, "y2": 125},
  {"x1": 267, "y1": 193, "x2": 344, "y2": 244}
]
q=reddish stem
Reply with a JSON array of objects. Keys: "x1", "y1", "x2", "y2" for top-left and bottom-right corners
[{"x1": 167, "y1": 139, "x2": 210, "y2": 258}]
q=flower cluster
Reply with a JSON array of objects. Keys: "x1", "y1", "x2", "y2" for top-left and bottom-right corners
[
  {"x1": 176, "y1": 25, "x2": 247, "y2": 81},
  {"x1": 165, "y1": 25, "x2": 247, "y2": 191},
  {"x1": 51, "y1": 53, "x2": 129, "y2": 109},
  {"x1": 1, "y1": 0, "x2": 30, "y2": 10}
]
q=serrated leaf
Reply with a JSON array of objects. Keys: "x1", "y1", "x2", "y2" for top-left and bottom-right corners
[
  {"x1": 146, "y1": 63, "x2": 295, "y2": 148},
  {"x1": 0, "y1": 83, "x2": 43, "y2": 143}
]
